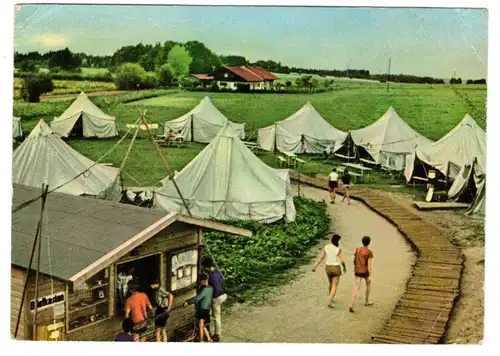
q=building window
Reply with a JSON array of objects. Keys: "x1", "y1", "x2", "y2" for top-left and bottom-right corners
[{"x1": 169, "y1": 249, "x2": 198, "y2": 292}]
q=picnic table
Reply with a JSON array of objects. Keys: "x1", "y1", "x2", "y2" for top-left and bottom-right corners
[
  {"x1": 243, "y1": 141, "x2": 260, "y2": 153},
  {"x1": 283, "y1": 151, "x2": 297, "y2": 167},
  {"x1": 342, "y1": 162, "x2": 373, "y2": 182}
]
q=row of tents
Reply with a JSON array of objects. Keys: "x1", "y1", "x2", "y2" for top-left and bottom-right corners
[
  {"x1": 256, "y1": 101, "x2": 486, "y2": 217},
  {"x1": 13, "y1": 92, "x2": 485, "y2": 218},
  {"x1": 12, "y1": 119, "x2": 296, "y2": 224}
]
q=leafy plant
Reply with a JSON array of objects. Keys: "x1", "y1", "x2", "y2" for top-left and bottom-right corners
[{"x1": 21, "y1": 74, "x2": 54, "y2": 103}]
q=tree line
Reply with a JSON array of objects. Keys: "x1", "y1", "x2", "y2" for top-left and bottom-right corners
[{"x1": 14, "y1": 41, "x2": 486, "y2": 88}]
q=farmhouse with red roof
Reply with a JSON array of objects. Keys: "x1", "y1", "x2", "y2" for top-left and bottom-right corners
[{"x1": 209, "y1": 66, "x2": 280, "y2": 91}]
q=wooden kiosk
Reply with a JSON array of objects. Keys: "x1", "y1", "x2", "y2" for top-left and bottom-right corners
[{"x1": 11, "y1": 184, "x2": 251, "y2": 341}]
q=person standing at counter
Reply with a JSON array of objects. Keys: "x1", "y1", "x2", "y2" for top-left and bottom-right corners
[
  {"x1": 125, "y1": 282, "x2": 153, "y2": 342},
  {"x1": 150, "y1": 279, "x2": 173, "y2": 342}
]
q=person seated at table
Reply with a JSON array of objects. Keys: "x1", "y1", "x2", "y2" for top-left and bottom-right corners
[
  {"x1": 166, "y1": 129, "x2": 176, "y2": 144},
  {"x1": 300, "y1": 134, "x2": 307, "y2": 154},
  {"x1": 341, "y1": 169, "x2": 352, "y2": 205}
]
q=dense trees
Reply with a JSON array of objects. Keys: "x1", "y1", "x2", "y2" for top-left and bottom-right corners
[
  {"x1": 47, "y1": 48, "x2": 82, "y2": 71},
  {"x1": 184, "y1": 40, "x2": 222, "y2": 74},
  {"x1": 114, "y1": 63, "x2": 147, "y2": 90},
  {"x1": 15, "y1": 40, "x2": 460, "y2": 85},
  {"x1": 449, "y1": 77, "x2": 463, "y2": 85}
]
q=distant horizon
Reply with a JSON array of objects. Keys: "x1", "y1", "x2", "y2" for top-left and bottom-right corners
[{"x1": 14, "y1": 4, "x2": 488, "y2": 79}]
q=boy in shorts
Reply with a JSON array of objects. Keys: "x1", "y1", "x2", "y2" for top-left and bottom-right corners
[
  {"x1": 184, "y1": 273, "x2": 213, "y2": 342},
  {"x1": 125, "y1": 282, "x2": 153, "y2": 341},
  {"x1": 328, "y1": 168, "x2": 339, "y2": 204},
  {"x1": 348, "y1": 236, "x2": 374, "y2": 312}
]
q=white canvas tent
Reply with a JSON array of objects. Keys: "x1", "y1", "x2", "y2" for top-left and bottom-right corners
[
  {"x1": 154, "y1": 123, "x2": 296, "y2": 223},
  {"x1": 13, "y1": 116, "x2": 23, "y2": 139},
  {"x1": 405, "y1": 114, "x2": 486, "y2": 182},
  {"x1": 51, "y1": 92, "x2": 118, "y2": 138},
  {"x1": 350, "y1": 106, "x2": 433, "y2": 171},
  {"x1": 258, "y1": 101, "x2": 348, "y2": 154},
  {"x1": 163, "y1": 96, "x2": 245, "y2": 143},
  {"x1": 13, "y1": 119, "x2": 121, "y2": 199},
  {"x1": 447, "y1": 157, "x2": 486, "y2": 218}
]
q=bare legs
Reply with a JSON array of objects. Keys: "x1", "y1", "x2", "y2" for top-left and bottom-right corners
[
  {"x1": 341, "y1": 187, "x2": 351, "y2": 204},
  {"x1": 155, "y1": 327, "x2": 167, "y2": 342},
  {"x1": 329, "y1": 188, "x2": 337, "y2": 203},
  {"x1": 328, "y1": 276, "x2": 340, "y2": 307},
  {"x1": 198, "y1": 320, "x2": 212, "y2": 342},
  {"x1": 349, "y1": 277, "x2": 372, "y2": 312}
]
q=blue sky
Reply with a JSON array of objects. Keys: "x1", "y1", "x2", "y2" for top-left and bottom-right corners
[{"x1": 14, "y1": 5, "x2": 488, "y2": 79}]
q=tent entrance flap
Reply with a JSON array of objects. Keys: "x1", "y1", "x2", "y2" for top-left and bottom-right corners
[{"x1": 71, "y1": 115, "x2": 84, "y2": 137}]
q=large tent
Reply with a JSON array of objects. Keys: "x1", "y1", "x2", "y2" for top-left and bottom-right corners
[
  {"x1": 51, "y1": 92, "x2": 118, "y2": 138},
  {"x1": 447, "y1": 157, "x2": 486, "y2": 218},
  {"x1": 405, "y1": 114, "x2": 486, "y2": 182},
  {"x1": 13, "y1": 119, "x2": 121, "y2": 199},
  {"x1": 350, "y1": 106, "x2": 433, "y2": 171},
  {"x1": 13, "y1": 116, "x2": 23, "y2": 139},
  {"x1": 163, "y1": 96, "x2": 245, "y2": 143},
  {"x1": 258, "y1": 101, "x2": 348, "y2": 154},
  {"x1": 154, "y1": 123, "x2": 296, "y2": 223}
]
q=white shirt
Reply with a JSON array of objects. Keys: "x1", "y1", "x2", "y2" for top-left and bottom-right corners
[
  {"x1": 324, "y1": 244, "x2": 341, "y2": 266},
  {"x1": 328, "y1": 172, "x2": 339, "y2": 182}
]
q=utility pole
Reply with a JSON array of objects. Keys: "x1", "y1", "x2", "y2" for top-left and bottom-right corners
[
  {"x1": 346, "y1": 60, "x2": 352, "y2": 79},
  {"x1": 386, "y1": 57, "x2": 391, "y2": 92}
]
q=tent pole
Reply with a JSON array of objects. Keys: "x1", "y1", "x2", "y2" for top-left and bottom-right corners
[
  {"x1": 32, "y1": 184, "x2": 49, "y2": 341},
  {"x1": 13, "y1": 184, "x2": 48, "y2": 339},
  {"x1": 140, "y1": 111, "x2": 193, "y2": 217},
  {"x1": 191, "y1": 114, "x2": 194, "y2": 143}
]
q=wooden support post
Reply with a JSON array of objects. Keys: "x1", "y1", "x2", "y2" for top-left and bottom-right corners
[
  {"x1": 139, "y1": 111, "x2": 193, "y2": 217},
  {"x1": 32, "y1": 184, "x2": 49, "y2": 340}
]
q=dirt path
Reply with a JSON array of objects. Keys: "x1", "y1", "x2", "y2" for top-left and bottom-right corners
[{"x1": 222, "y1": 185, "x2": 415, "y2": 343}]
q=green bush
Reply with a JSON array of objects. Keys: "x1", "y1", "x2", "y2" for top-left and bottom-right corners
[
  {"x1": 114, "y1": 63, "x2": 147, "y2": 90},
  {"x1": 21, "y1": 74, "x2": 54, "y2": 103},
  {"x1": 156, "y1": 64, "x2": 174, "y2": 87},
  {"x1": 202, "y1": 197, "x2": 330, "y2": 300},
  {"x1": 140, "y1": 73, "x2": 159, "y2": 89}
]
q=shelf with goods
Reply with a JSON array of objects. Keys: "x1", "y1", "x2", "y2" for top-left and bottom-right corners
[{"x1": 68, "y1": 268, "x2": 111, "y2": 331}]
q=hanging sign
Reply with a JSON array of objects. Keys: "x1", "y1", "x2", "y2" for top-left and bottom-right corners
[{"x1": 30, "y1": 292, "x2": 65, "y2": 312}]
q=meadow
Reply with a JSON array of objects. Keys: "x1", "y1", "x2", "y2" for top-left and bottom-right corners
[
  {"x1": 13, "y1": 82, "x2": 487, "y2": 186},
  {"x1": 13, "y1": 77, "x2": 116, "y2": 98}
]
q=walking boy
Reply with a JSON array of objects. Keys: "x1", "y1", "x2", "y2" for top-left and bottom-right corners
[
  {"x1": 348, "y1": 236, "x2": 374, "y2": 313},
  {"x1": 184, "y1": 273, "x2": 213, "y2": 342},
  {"x1": 328, "y1": 168, "x2": 339, "y2": 204},
  {"x1": 203, "y1": 258, "x2": 227, "y2": 342}
]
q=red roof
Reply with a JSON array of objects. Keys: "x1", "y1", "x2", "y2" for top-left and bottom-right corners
[
  {"x1": 191, "y1": 74, "x2": 214, "y2": 80},
  {"x1": 224, "y1": 66, "x2": 279, "y2": 82},
  {"x1": 247, "y1": 66, "x2": 280, "y2": 80}
]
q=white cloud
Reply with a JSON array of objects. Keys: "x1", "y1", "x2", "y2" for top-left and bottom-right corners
[{"x1": 32, "y1": 34, "x2": 68, "y2": 48}]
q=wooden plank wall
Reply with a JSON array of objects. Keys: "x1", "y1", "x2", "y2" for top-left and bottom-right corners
[
  {"x1": 11, "y1": 268, "x2": 27, "y2": 340},
  {"x1": 67, "y1": 222, "x2": 201, "y2": 341}
]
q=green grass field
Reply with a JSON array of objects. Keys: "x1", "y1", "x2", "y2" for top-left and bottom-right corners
[
  {"x1": 13, "y1": 77, "x2": 116, "y2": 98},
  {"x1": 14, "y1": 83, "x2": 487, "y2": 187}
]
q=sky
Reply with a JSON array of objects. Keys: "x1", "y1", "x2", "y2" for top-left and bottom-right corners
[{"x1": 13, "y1": 4, "x2": 488, "y2": 79}]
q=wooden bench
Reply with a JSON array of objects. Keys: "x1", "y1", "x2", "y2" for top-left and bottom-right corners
[
  {"x1": 360, "y1": 157, "x2": 379, "y2": 166},
  {"x1": 334, "y1": 153, "x2": 355, "y2": 160},
  {"x1": 277, "y1": 156, "x2": 287, "y2": 167},
  {"x1": 295, "y1": 157, "x2": 306, "y2": 168}
]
